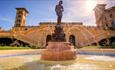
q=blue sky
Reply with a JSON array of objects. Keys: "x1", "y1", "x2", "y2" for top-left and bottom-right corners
[{"x1": 0, "y1": 0, "x2": 115, "y2": 30}]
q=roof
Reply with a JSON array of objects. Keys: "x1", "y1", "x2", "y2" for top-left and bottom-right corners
[
  {"x1": 39, "y1": 22, "x2": 83, "y2": 25},
  {"x1": 107, "y1": 6, "x2": 115, "y2": 11},
  {"x1": 16, "y1": 8, "x2": 29, "y2": 13},
  {"x1": 93, "y1": 4, "x2": 106, "y2": 10},
  {"x1": 96, "y1": 4, "x2": 107, "y2": 7}
]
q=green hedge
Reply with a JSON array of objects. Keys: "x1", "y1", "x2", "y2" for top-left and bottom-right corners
[
  {"x1": 0, "y1": 46, "x2": 32, "y2": 50},
  {"x1": 100, "y1": 46, "x2": 115, "y2": 49}
]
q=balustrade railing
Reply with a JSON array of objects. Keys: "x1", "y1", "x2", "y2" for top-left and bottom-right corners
[{"x1": 14, "y1": 34, "x2": 38, "y2": 46}]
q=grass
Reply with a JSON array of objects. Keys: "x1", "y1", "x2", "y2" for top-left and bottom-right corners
[
  {"x1": 80, "y1": 46, "x2": 99, "y2": 49},
  {"x1": 0, "y1": 45, "x2": 114, "y2": 50},
  {"x1": 0, "y1": 46, "x2": 32, "y2": 50},
  {"x1": 80, "y1": 45, "x2": 115, "y2": 49}
]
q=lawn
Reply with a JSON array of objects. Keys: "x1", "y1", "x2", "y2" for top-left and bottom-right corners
[
  {"x1": 80, "y1": 46, "x2": 115, "y2": 49},
  {"x1": 0, "y1": 46, "x2": 32, "y2": 50},
  {"x1": 80, "y1": 46, "x2": 99, "y2": 49}
]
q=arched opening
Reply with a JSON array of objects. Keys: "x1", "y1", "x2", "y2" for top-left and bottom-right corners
[
  {"x1": 110, "y1": 21, "x2": 115, "y2": 30},
  {"x1": 69, "y1": 35, "x2": 76, "y2": 46},
  {"x1": 109, "y1": 37, "x2": 115, "y2": 46},
  {"x1": 0, "y1": 37, "x2": 30, "y2": 47},
  {"x1": 46, "y1": 35, "x2": 52, "y2": 46},
  {"x1": 99, "y1": 39, "x2": 108, "y2": 46},
  {"x1": 99, "y1": 37, "x2": 115, "y2": 48}
]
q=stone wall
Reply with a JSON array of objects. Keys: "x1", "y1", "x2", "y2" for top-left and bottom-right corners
[{"x1": 0, "y1": 22, "x2": 115, "y2": 48}]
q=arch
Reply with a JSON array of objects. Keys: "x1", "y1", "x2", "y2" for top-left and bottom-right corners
[
  {"x1": 111, "y1": 21, "x2": 115, "y2": 30},
  {"x1": 99, "y1": 36, "x2": 115, "y2": 46},
  {"x1": 46, "y1": 35, "x2": 52, "y2": 46},
  {"x1": 109, "y1": 37, "x2": 115, "y2": 46},
  {"x1": 69, "y1": 35, "x2": 76, "y2": 46},
  {"x1": 0, "y1": 37, "x2": 30, "y2": 47},
  {"x1": 99, "y1": 39, "x2": 108, "y2": 46}
]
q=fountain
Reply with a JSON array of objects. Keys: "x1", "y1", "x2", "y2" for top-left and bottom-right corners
[
  {"x1": 41, "y1": 0, "x2": 76, "y2": 61},
  {"x1": 0, "y1": 1, "x2": 115, "y2": 70}
]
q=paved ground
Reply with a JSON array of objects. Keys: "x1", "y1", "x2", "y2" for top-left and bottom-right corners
[
  {"x1": 0, "y1": 49, "x2": 41, "y2": 55},
  {"x1": 1, "y1": 49, "x2": 115, "y2": 55},
  {"x1": 0, "y1": 50, "x2": 115, "y2": 70}
]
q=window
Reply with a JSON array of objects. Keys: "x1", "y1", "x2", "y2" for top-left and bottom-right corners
[
  {"x1": 18, "y1": 15, "x2": 22, "y2": 19},
  {"x1": 23, "y1": 20, "x2": 25, "y2": 24},
  {"x1": 17, "y1": 19, "x2": 21, "y2": 23},
  {"x1": 110, "y1": 14, "x2": 113, "y2": 18},
  {"x1": 25, "y1": 28, "x2": 28, "y2": 30},
  {"x1": 105, "y1": 23, "x2": 108, "y2": 27},
  {"x1": 105, "y1": 17, "x2": 107, "y2": 20},
  {"x1": 15, "y1": 24, "x2": 20, "y2": 27},
  {"x1": 111, "y1": 21, "x2": 115, "y2": 26},
  {"x1": 111, "y1": 21, "x2": 115, "y2": 30},
  {"x1": 18, "y1": 11, "x2": 23, "y2": 14}
]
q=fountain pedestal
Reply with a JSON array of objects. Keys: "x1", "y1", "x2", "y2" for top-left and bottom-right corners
[
  {"x1": 41, "y1": 1, "x2": 76, "y2": 61},
  {"x1": 41, "y1": 22, "x2": 76, "y2": 61},
  {"x1": 41, "y1": 42, "x2": 76, "y2": 61}
]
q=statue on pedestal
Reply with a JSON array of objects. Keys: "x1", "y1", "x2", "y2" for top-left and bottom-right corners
[
  {"x1": 51, "y1": 0, "x2": 66, "y2": 42},
  {"x1": 41, "y1": 0, "x2": 76, "y2": 61},
  {"x1": 55, "y1": 0, "x2": 64, "y2": 25}
]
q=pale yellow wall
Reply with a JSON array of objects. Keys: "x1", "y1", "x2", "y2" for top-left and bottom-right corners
[
  {"x1": 0, "y1": 23, "x2": 115, "y2": 47},
  {"x1": 0, "y1": 5, "x2": 115, "y2": 47}
]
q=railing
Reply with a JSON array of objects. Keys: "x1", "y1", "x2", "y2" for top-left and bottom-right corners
[
  {"x1": 0, "y1": 32, "x2": 12, "y2": 37},
  {"x1": 14, "y1": 34, "x2": 38, "y2": 46},
  {"x1": 82, "y1": 31, "x2": 108, "y2": 46},
  {"x1": 108, "y1": 30, "x2": 115, "y2": 36},
  {"x1": 23, "y1": 28, "x2": 37, "y2": 34}
]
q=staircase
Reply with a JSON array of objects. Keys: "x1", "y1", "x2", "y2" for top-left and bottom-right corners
[
  {"x1": 84, "y1": 32, "x2": 108, "y2": 46},
  {"x1": 81, "y1": 27, "x2": 109, "y2": 46},
  {"x1": 14, "y1": 34, "x2": 38, "y2": 47}
]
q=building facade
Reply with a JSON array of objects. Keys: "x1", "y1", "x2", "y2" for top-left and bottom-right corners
[
  {"x1": 0, "y1": 4, "x2": 115, "y2": 48},
  {"x1": 94, "y1": 4, "x2": 115, "y2": 30}
]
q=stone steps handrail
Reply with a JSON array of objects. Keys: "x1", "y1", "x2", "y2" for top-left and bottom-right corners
[
  {"x1": 14, "y1": 34, "x2": 38, "y2": 47},
  {"x1": 18, "y1": 34, "x2": 38, "y2": 45},
  {"x1": 83, "y1": 31, "x2": 108, "y2": 46},
  {"x1": 0, "y1": 32, "x2": 13, "y2": 37},
  {"x1": 23, "y1": 28, "x2": 37, "y2": 34}
]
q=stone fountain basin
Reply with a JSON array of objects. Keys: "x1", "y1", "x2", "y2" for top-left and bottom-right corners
[
  {"x1": 41, "y1": 49, "x2": 76, "y2": 61},
  {"x1": 41, "y1": 42, "x2": 76, "y2": 61},
  {"x1": 47, "y1": 42, "x2": 74, "y2": 50}
]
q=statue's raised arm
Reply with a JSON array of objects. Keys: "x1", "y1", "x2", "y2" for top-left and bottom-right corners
[{"x1": 55, "y1": 0, "x2": 64, "y2": 24}]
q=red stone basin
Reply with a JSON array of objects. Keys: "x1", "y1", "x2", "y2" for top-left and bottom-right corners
[{"x1": 41, "y1": 42, "x2": 76, "y2": 61}]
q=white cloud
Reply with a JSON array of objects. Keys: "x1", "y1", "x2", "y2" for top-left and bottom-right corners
[
  {"x1": 62, "y1": 0, "x2": 111, "y2": 26},
  {"x1": 0, "y1": 16, "x2": 13, "y2": 23},
  {"x1": 0, "y1": 16, "x2": 13, "y2": 30}
]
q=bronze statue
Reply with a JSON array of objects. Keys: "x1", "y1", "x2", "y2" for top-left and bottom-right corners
[
  {"x1": 55, "y1": 0, "x2": 64, "y2": 24},
  {"x1": 51, "y1": 0, "x2": 66, "y2": 42}
]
